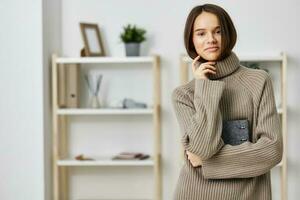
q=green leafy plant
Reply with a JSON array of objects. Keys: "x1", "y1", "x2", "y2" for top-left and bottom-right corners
[{"x1": 120, "y1": 24, "x2": 146, "y2": 43}]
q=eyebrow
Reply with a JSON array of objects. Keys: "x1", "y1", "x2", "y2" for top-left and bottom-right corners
[{"x1": 194, "y1": 26, "x2": 220, "y2": 32}]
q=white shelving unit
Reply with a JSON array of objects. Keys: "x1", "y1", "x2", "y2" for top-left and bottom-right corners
[
  {"x1": 51, "y1": 55, "x2": 161, "y2": 200},
  {"x1": 179, "y1": 52, "x2": 287, "y2": 200}
]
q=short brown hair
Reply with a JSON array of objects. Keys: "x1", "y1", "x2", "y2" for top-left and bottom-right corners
[{"x1": 184, "y1": 4, "x2": 237, "y2": 61}]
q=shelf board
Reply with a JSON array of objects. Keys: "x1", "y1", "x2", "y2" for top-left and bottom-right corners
[
  {"x1": 182, "y1": 53, "x2": 283, "y2": 63},
  {"x1": 55, "y1": 56, "x2": 155, "y2": 64},
  {"x1": 56, "y1": 108, "x2": 154, "y2": 115},
  {"x1": 57, "y1": 157, "x2": 154, "y2": 166}
]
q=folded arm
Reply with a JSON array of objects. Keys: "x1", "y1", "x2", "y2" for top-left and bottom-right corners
[
  {"x1": 172, "y1": 79, "x2": 225, "y2": 160},
  {"x1": 201, "y1": 75, "x2": 283, "y2": 179}
]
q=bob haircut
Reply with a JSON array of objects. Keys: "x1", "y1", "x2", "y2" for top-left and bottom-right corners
[{"x1": 184, "y1": 4, "x2": 237, "y2": 61}]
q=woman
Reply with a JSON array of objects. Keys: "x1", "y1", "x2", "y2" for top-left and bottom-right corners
[{"x1": 172, "y1": 4, "x2": 283, "y2": 200}]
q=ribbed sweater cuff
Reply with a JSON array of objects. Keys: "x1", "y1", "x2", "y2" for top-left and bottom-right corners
[{"x1": 194, "y1": 79, "x2": 225, "y2": 100}]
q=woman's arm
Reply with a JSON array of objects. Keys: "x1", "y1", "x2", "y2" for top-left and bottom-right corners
[
  {"x1": 172, "y1": 78, "x2": 225, "y2": 160},
  {"x1": 201, "y1": 76, "x2": 283, "y2": 179}
]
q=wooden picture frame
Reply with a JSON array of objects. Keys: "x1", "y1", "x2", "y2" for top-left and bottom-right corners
[{"x1": 80, "y1": 23, "x2": 105, "y2": 56}]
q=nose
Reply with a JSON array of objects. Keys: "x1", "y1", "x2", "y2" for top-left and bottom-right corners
[{"x1": 207, "y1": 32, "x2": 217, "y2": 43}]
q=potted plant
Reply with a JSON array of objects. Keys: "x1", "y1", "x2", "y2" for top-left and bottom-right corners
[{"x1": 120, "y1": 24, "x2": 146, "y2": 56}]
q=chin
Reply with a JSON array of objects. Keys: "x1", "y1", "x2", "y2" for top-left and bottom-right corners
[{"x1": 202, "y1": 52, "x2": 220, "y2": 61}]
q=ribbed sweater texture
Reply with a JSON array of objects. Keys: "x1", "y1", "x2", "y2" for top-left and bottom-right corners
[{"x1": 172, "y1": 52, "x2": 283, "y2": 200}]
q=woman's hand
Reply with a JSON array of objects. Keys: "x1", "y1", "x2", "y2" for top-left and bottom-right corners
[
  {"x1": 186, "y1": 150, "x2": 203, "y2": 167},
  {"x1": 192, "y1": 55, "x2": 217, "y2": 80}
]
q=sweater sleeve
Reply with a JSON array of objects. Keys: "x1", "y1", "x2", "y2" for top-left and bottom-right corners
[
  {"x1": 172, "y1": 79, "x2": 225, "y2": 160},
  {"x1": 201, "y1": 76, "x2": 283, "y2": 179}
]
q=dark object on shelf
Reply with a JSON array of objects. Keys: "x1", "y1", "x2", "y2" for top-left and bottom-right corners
[
  {"x1": 112, "y1": 152, "x2": 150, "y2": 160},
  {"x1": 122, "y1": 98, "x2": 147, "y2": 108},
  {"x1": 80, "y1": 48, "x2": 87, "y2": 57},
  {"x1": 221, "y1": 119, "x2": 250, "y2": 146},
  {"x1": 242, "y1": 61, "x2": 269, "y2": 73},
  {"x1": 75, "y1": 154, "x2": 94, "y2": 161}
]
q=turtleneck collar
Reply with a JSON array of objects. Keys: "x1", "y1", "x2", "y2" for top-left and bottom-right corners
[{"x1": 199, "y1": 51, "x2": 240, "y2": 80}]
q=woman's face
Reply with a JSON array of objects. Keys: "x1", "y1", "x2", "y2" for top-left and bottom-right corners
[{"x1": 192, "y1": 11, "x2": 222, "y2": 61}]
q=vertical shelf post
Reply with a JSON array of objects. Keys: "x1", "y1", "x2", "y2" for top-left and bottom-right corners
[
  {"x1": 153, "y1": 55, "x2": 161, "y2": 200},
  {"x1": 280, "y1": 52, "x2": 287, "y2": 200},
  {"x1": 52, "y1": 54, "x2": 60, "y2": 200},
  {"x1": 52, "y1": 55, "x2": 70, "y2": 200}
]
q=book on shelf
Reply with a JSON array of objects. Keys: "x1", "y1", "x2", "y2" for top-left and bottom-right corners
[
  {"x1": 112, "y1": 152, "x2": 150, "y2": 160},
  {"x1": 58, "y1": 63, "x2": 80, "y2": 108}
]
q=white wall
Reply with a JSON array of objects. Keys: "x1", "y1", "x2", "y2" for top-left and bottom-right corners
[
  {"x1": 0, "y1": 0, "x2": 44, "y2": 200},
  {"x1": 43, "y1": 0, "x2": 62, "y2": 200},
  {"x1": 0, "y1": 0, "x2": 61, "y2": 199},
  {"x1": 61, "y1": 0, "x2": 300, "y2": 200}
]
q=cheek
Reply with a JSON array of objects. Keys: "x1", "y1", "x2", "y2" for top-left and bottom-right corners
[
  {"x1": 192, "y1": 36, "x2": 205, "y2": 50},
  {"x1": 216, "y1": 35, "x2": 222, "y2": 44}
]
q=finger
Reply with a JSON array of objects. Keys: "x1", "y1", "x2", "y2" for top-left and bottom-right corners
[
  {"x1": 200, "y1": 64, "x2": 216, "y2": 71},
  {"x1": 205, "y1": 61, "x2": 216, "y2": 65},
  {"x1": 187, "y1": 152, "x2": 193, "y2": 158},
  {"x1": 203, "y1": 69, "x2": 217, "y2": 74},
  {"x1": 192, "y1": 56, "x2": 201, "y2": 72},
  {"x1": 192, "y1": 55, "x2": 201, "y2": 66},
  {"x1": 201, "y1": 62, "x2": 216, "y2": 68},
  {"x1": 192, "y1": 56, "x2": 200, "y2": 67},
  {"x1": 197, "y1": 62, "x2": 216, "y2": 69},
  {"x1": 192, "y1": 61, "x2": 200, "y2": 73}
]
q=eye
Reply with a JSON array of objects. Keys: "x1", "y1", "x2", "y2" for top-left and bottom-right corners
[
  {"x1": 216, "y1": 30, "x2": 221, "y2": 34},
  {"x1": 197, "y1": 32, "x2": 205, "y2": 36}
]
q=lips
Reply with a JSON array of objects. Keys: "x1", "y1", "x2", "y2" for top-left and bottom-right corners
[{"x1": 205, "y1": 47, "x2": 219, "y2": 52}]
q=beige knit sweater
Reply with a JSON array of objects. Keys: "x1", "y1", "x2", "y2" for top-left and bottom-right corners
[{"x1": 172, "y1": 52, "x2": 283, "y2": 200}]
